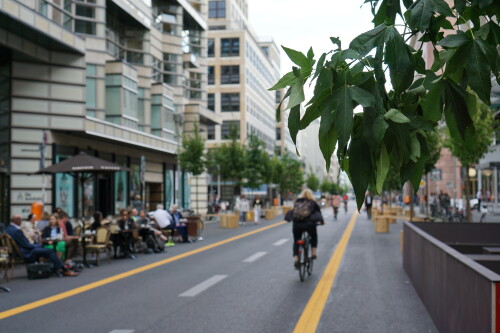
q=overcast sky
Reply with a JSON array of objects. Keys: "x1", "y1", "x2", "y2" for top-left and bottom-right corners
[{"x1": 248, "y1": 0, "x2": 374, "y2": 78}]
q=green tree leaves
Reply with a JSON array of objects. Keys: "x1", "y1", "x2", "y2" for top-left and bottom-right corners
[{"x1": 271, "y1": 0, "x2": 499, "y2": 210}]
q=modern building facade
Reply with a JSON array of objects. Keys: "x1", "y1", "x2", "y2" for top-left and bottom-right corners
[
  {"x1": 0, "y1": 0, "x2": 220, "y2": 221},
  {"x1": 205, "y1": 0, "x2": 285, "y2": 199}
]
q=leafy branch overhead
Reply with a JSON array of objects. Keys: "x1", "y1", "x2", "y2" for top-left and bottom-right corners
[{"x1": 270, "y1": 0, "x2": 500, "y2": 209}]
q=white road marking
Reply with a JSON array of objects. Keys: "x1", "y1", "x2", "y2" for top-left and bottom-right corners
[
  {"x1": 273, "y1": 239, "x2": 289, "y2": 246},
  {"x1": 109, "y1": 330, "x2": 134, "y2": 333},
  {"x1": 179, "y1": 275, "x2": 228, "y2": 297},
  {"x1": 242, "y1": 251, "x2": 267, "y2": 263}
]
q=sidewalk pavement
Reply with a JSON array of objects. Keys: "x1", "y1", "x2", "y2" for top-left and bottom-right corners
[{"x1": 320, "y1": 209, "x2": 438, "y2": 332}]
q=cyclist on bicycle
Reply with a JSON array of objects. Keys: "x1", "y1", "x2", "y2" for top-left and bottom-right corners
[{"x1": 285, "y1": 189, "x2": 324, "y2": 269}]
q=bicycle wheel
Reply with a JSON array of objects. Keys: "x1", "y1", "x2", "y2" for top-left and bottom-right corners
[
  {"x1": 306, "y1": 239, "x2": 313, "y2": 276},
  {"x1": 298, "y1": 243, "x2": 306, "y2": 282}
]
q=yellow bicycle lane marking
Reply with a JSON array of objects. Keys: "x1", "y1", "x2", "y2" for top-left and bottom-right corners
[
  {"x1": 0, "y1": 221, "x2": 287, "y2": 320},
  {"x1": 294, "y1": 210, "x2": 359, "y2": 333}
]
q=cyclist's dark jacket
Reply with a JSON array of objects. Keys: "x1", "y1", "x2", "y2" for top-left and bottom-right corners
[{"x1": 285, "y1": 198, "x2": 324, "y2": 226}]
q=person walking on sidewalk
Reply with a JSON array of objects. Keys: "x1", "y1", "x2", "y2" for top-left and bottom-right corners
[
  {"x1": 331, "y1": 194, "x2": 341, "y2": 220},
  {"x1": 253, "y1": 195, "x2": 263, "y2": 225},
  {"x1": 238, "y1": 195, "x2": 250, "y2": 223},
  {"x1": 365, "y1": 191, "x2": 373, "y2": 219},
  {"x1": 285, "y1": 189, "x2": 324, "y2": 269}
]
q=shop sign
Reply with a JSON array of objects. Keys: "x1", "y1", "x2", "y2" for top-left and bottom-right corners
[{"x1": 12, "y1": 190, "x2": 45, "y2": 204}]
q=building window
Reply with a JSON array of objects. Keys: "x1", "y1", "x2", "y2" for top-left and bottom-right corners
[
  {"x1": 221, "y1": 38, "x2": 239, "y2": 57},
  {"x1": 221, "y1": 93, "x2": 240, "y2": 112},
  {"x1": 208, "y1": 38, "x2": 215, "y2": 57},
  {"x1": 86, "y1": 64, "x2": 97, "y2": 111},
  {"x1": 163, "y1": 53, "x2": 180, "y2": 85},
  {"x1": 221, "y1": 121, "x2": 240, "y2": 139},
  {"x1": 221, "y1": 65, "x2": 239, "y2": 84},
  {"x1": 207, "y1": 93, "x2": 215, "y2": 111},
  {"x1": 276, "y1": 127, "x2": 281, "y2": 140},
  {"x1": 209, "y1": 25, "x2": 226, "y2": 30},
  {"x1": 261, "y1": 46, "x2": 269, "y2": 57},
  {"x1": 208, "y1": 66, "x2": 215, "y2": 85},
  {"x1": 207, "y1": 124, "x2": 215, "y2": 140},
  {"x1": 209, "y1": 0, "x2": 226, "y2": 18}
]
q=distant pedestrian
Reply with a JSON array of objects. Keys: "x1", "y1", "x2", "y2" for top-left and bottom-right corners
[
  {"x1": 253, "y1": 195, "x2": 263, "y2": 225},
  {"x1": 365, "y1": 192, "x2": 373, "y2": 219},
  {"x1": 477, "y1": 190, "x2": 482, "y2": 212},
  {"x1": 331, "y1": 194, "x2": 340, "y2": 220},
  {"x1": 238, "y1": 195, "x2": 250, "y2": 222}
]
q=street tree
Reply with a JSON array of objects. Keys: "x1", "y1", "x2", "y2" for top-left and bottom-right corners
[
  {"x1": 244, "y1": 134, "x2": 269, "y2": 189},
  {"x1": 306, "y1": 171, "x2": 320, "y2": 192},
  {"x1": 178, "y1": 123, "x2": 205, "y2": 213},
  {"x1": 270, "y1": 0, "x2": 499, "y2": 210},
  {"x1": 209, "y1": 125, "x2": 246, "y2": 195},
  {"x1": 274, "y1": 154, "x2": 304, "y2": 200},
  {"x1": 443, "y1": 100, "x2": 495, "y2": 221}
]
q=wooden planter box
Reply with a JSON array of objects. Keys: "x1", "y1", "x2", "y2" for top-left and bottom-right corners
[
  {"x1": 246, "y1": 211, "x2": 255, "y2": 221},
  {"x1": 282, "y1": 206, "x2": 292, "y2": 216},
  {"x1": 264, "y1": 209, "x2": 275, "y2": 220},
  {"x1": 375, "y1": 217, "x2": 389, "y2": 233},
  {"x1": 220, "y1": 214, "x2": 239, "y2": 228}
]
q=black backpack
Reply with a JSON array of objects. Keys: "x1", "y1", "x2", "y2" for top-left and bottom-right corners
[{"x1": 293, "y1": 200, "x2": 313, "y2": 222}]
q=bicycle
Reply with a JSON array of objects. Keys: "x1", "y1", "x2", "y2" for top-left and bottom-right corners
[{"x1": 296, "y1": 232, "x2": 313, "y2": 282}]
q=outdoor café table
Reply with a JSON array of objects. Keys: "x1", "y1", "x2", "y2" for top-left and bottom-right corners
[{"x1": 80, "y1": 233, "x2": 95, "y2": 267}]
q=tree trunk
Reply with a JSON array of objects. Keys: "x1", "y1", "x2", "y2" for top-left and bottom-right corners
[{"x1": 464, "y1": 165, "x2": 472, "y2": 222}]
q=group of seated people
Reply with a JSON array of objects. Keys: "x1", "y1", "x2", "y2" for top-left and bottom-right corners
[
  {"x1": 2, "y1": 204, "x2": 191, "y2": 277},
  {"x1": 4, "y1": 211, "x2": 80, "y2": 277},
  {"x1": 90, "y1": 204, "x2": 190, "y2": 260}
]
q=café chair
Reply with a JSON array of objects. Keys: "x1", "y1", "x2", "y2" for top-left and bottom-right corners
[
  {"x1": 86, "y1": 227, "x2": 111, "y2": 265},
  {"x1": 0, "y1": 233, "x2": 25, "y2": 281}
]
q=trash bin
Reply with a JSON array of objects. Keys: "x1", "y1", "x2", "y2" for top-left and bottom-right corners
[{"x1": 186, "y1": 216, "x2": 199, "y2": 237}]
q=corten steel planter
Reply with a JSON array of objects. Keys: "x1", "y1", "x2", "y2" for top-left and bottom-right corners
[{"x1": 403, "y1": 222, "x2": 500, "y2": 333}]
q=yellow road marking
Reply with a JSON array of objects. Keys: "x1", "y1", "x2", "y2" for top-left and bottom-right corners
[
  {"x1": 293, "y1": 211, "x2": 359, "y2": 333},
  {"x1": 0, "y1": 221, "x2": 287, "y2": 320}
]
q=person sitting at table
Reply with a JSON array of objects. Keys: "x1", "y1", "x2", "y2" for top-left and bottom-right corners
[
  {"x1": 41, "y1": 214, "x2": 66, "y2": 260},
  {"x1": 37, "y1": 211, "x2": 50, "y2": 234},
  {"x1": 91, "y1": 211, "x2": 103, "y2": 231},
  {"x1": 21, "y1": 213, "x2": 40, "y2": 245},
  {"x1": 170, "y1": 205, "x2": 188, "y2": 243},
  {"x1": 131, "y1": 208, "x2": 140, "y2": 222},
  {"x1": 151, "y1": 204, "x2": 175, "y2": 246},
  {"x1": 57, "y1": 212, "x2": 79, "y2": 261},
  {"x1": 117, "y1": 209, "x2": 137, "y2": 259},
  {"x1": 6, "y1": 215, "x2": 78, "y2": 277}
]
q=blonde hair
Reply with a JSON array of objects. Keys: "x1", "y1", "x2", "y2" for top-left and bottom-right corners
[{"x1": 300, "y1": 189, "x2": 315, "y2": 200}]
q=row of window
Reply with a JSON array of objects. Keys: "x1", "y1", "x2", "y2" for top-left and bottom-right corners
[
  {"x1": 208, "y1": 65, "x2": 240, "y2": 85},
  {"x1": 206, "y1": 120, "x2": 240, "y2": 140},
  {"x1": 207, "y1": 93, "x2": 240, "y2": 112},
  {"x1": 208, "y1": 38, "x2": 240, "y2": 57}
]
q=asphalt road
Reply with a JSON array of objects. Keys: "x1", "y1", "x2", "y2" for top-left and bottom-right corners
[{"x1": 0, "y1": 204, "x2": 437, "y2": 333}]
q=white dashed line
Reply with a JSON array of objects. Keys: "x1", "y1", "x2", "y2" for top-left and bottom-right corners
[
  {"x1": 242, "y1": 251, "x2": 267, "y2": 263},
  {"x1": 179, "y1": 275, "x2": 228, "y2": 297},
  {"x1": 108, "y1": 330, "x2": 134, "y2": 333},
  {"x1": 273, "y1": 239, "x2": 289, "y2": 246}
]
